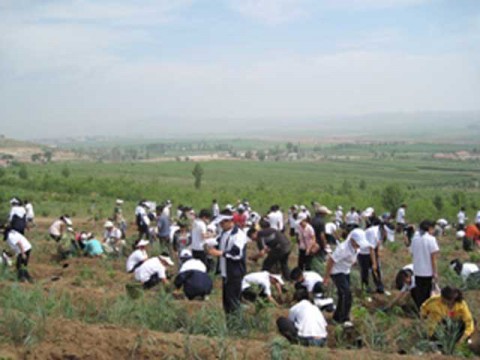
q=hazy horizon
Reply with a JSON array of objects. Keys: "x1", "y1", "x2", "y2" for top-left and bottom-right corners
[{"x1": 1, "y1": 0, "x2": 479, "y2": 140}]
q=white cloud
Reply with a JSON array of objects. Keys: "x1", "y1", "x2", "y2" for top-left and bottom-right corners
[{"x1": 228, "y1": 0, "x2": 310, "y2": 25}]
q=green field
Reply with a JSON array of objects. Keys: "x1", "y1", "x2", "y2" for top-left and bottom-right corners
[{"x1": 1, "y1": 157, "x2": 479, "y2": 223}]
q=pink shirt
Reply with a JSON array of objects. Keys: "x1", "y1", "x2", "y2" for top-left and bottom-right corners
[{"x1": 298, "y1": 223, "x2": 315, "y2": 250}]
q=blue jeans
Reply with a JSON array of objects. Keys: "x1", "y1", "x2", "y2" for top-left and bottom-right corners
[{"x1": 299, "y1": 337, "x2": 326, "y2": 347}]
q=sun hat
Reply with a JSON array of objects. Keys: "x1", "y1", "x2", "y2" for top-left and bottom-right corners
[
  {"x1": 270, "y1": 274, "x2": 284, "y2": 286},
  {"x1": 136, "y1": 239, "x2": 149, "y2": 247},
  {"x1": 296, "y1": 212, "x2": 308, "y2": 225},
  {"x1": 316, "y1": 205, "x2": 332, "y2": 215},
  {"x1": 159, "y1": 254, "x2": 174, "y2": 266},
  {"x1": 104, "y1": 220, "x2": 114, "y2": 228},
  {"x1": 362, "y1": 207, "x2": 375, "y2": 218},
  {"x1": 180, "y1": 249, "x2": 192, "y2": 259},
  {"x1": 63, "y1": 216, "x2": 73, "y2": 226}
]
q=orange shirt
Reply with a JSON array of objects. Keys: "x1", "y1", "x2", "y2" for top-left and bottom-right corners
[{"x1": 465, "y1": 225, "x2": 480, "y2": 244}]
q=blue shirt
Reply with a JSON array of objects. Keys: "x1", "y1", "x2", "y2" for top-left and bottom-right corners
[{"x1": 84, "y1": 239, "x2": 104, "y2": 256}]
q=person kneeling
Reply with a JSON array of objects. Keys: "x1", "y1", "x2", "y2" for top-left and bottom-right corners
[
  {"x1": 420, "y1": 286, "x2": 474, "y2": 344},
  {"x1": 135, "y1": 253, "x2": 174, "y2": 290},
  {"x1": 276, "y1": 287, "x2": 328, "y2": 347},
  {"x1": 174, "y1": 249, "x2": 212, "y2": 300}
]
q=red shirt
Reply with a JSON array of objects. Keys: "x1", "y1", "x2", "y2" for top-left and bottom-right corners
[
  {"x1": 465, "y1": 224, "x2": 480, "y2": 245},
  {"x1": 233, "y1": 212, "x2": 247, "y2": 228}
]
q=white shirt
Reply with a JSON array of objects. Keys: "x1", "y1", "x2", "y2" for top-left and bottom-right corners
[
  {"x1": 134, "y1": 257, "x2": 166, "y2": 283},
  {"x1": 9, "y1": 205, "x2": 26, "y2": 222},
  {"x1": 126, "y1": 249, "x2": 147, "y2": 272},
  {"x1": 288, "y1": 300, "x2": 328, "y2": 338},
  {"x1": 400, "y1": 264, "x2": 416, "y2": 292},
  {"x1": 179, "y1": 258, "x2": 207, "y2": 273},
  {"x1": 212, "y1": 203, "x2": 220, "y2": 217},
  {"x1": 410, "y1": 231, "x2": 439, "y2": 277},
  {"x1": 25, "y1": 203, "x2": 34, "y2": 219},
  {"x1": 335, "y1": 210, "x2": 343, "y2": 223},
  {"x1": 191, "y1": 219, "x2": 207, "y2": 251},
  {"x1": 49, "y1": 219, "x2": 63, "y2": 236},
  {"x1": 162, "y1": 206, "x2": 171, "y2": 218},
  {"x1": 461, "y1": 263, "x2": 479, "y2": 281},
  {"x1": 242, "y1": 271, "x2": 273, "y2": 296},
  {"x1": 218, "y1": 227, "x2": 247, "y2": 278},
  {"x1": 267, "y1": 211, "x2": 284, "y2": 231},
  {"x1": 457, "y1": 211, "x2": 466, "y2": 225},
  {"x1": 396, "y1": 207, "x2": 406, "y2": 224},
  {"x1": 301, "y1": 271, "x2": 323, "y2": 292},
  {"x1": 359, "y1": 226, "x2": 381, "y2": 255},
  {"x1": 7, "y1": 230, "x2": 32, "y2": 255},
  {"x1": 325, "y1": 222, "x2": 337, "y2": 235},
  {"x1": 104, "y1": 228, "x2": 122, "y2": 241},
  {"x1": 135, "y1": 205, "x2": 150, "y2": 226},
  {"x1": 330, "y1": 239, "x2": 358, "y2": 275},
  {"x1": 345, "y1": 211, "x2": 359, "y2": 225}
]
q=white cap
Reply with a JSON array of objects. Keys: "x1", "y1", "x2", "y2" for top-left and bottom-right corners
[
  {"x1": 136, "y1": 239, "x2": 149, "y2": 247},
  {"x1": 456, "y1": 230, "x2": 466, "y2": 239},
  {"x1": 104, "y1": 220, "x2": 114, "y2": 228},
  {"x1": 299, "y1": 205, "x2": 306, "y2": 210},
  {"x1": 116, "y1": 199, "x2": 124, "y2": 205},
  {"x1": 63, "y1": 217, "x2": 73, "y2": 226},
  {"x1": 269, "y1": 274, "x2": 284, "y2": 286},
  {"x1": 9, "y1": 198, "x2": 20, "y2": 205},
  {"x1": 80, "y1": 232, "x2": 90, "y2": 240},
  {"x1": 337, "y1": 205, "x2": 343, "y2": 210},
  {"x1": 213, "y1": 214, "x2": 233, "y2": 224},
  {"x1": 180, "y1": 249, "x2": 192, "y2": 259},
  {"x1": 159, "y1": 255, "x2": 174, "y2": 266},
  {"x1": 225, "y1": 204, "x2": 234, "y2": 211},
  {"x1": 362, "y1": 207, "x2": 375, "y2": 218},
  {"x1": 348, "y1": 229, "x2": 369, "y2": 248},
  {"x1": 296, "y1": 212, "x2": 308, "y2": 224}
]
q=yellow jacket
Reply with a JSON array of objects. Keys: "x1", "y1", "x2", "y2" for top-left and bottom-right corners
[{"x1": 420, "y1": 295, "x2": 474, "y2": 340}]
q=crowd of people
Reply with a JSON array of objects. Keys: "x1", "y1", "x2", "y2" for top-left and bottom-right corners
[{"x1": 2, "y1": 196, "x2": 480, "y2": 351}]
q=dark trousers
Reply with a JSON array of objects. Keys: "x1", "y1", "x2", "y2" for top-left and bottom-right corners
[
  {"x1": 298, "y1": 249, "x2": 313, "y2": 271},
  {"x1": 241, "y1": 288, "x2": 267, "y2": 303},
  {"x1": 332, "y1": 273, "x2": 352, "y2": 323},
  {"x1": 16, "y1": 250, "x2": 32, "y2": 282},
  {"x1": 357, "y1": 253, "x2": 384, "y2": 293},
  {"x1": 277, "y1": 317, "x2": 326, "y2": 346},
  {"x1": 222, "y1": 276, "x2": 242, "y2": 314},
  {"x1": 263, "y1": 251, "x2": 290, "y2": 280},
  {"x1": 143, "y1": 273, "x2": 161, "y2": 290},
  {"x1": 277, "y1": 316, "x2": 299, "y2": 343},
  {"x1": 412, "y1": 276, "x2": 432, "y2": 309}
]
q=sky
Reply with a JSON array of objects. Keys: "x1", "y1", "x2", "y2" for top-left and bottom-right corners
[{"x1": 0, "y1": 0, "x2": 479, "y2": 139}]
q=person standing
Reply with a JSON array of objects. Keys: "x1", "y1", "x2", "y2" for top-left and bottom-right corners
[
  {"x1": 207, "y1": 211, "x2": 247, "y2": 316},
  {"x1": 324, "y1": 228, "x2": 368, "y2": 326},
  {"x1": 345, "y1": 207, "x2": 360, "y2": 229},
  {"x1": 410, "y1": 220, "x2": 440, "y2": 309},
  {"x1": 135, "y1": 201, "x2": 150, "y2": 243},
  {"x1": 24, "y1": 200, "x2": 35, "y2": 228},
  {"x1": 9, "y1": 198, "x2": 27, "y2": 235},
  {"x1": 267, "y1": 205, "x2": 284, "y2": 232},
  {"x1": 357, "y1": 219, "x2": 385, "y2": 294},
  {"x1": 335, "y1": 206, "x2": 344, "y2": 227},
  {"x1": 310, "y1": 206, "x2": 331, "y2": 261},
  {"x1": 191, "y1": 209, "x2": 212, "y2": 268},
  {"x1": 156, "y1": 205, "x2": 171, "y2": 251},
  {"x1": 396, "y1": 204, "x2": 407, "y2": 233},
  {"x1": 212, "y1": 199, "x2": 220, "y2": 218},
  {"x1": 457, "y1": 207, "x2": 467, "y2": 231},
  {"x1": 113, "y1": 199, "x2": 126, "y2": 238},
  {"x1": 296, "y1": 214, "x2": 317, "y2": 270}
]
